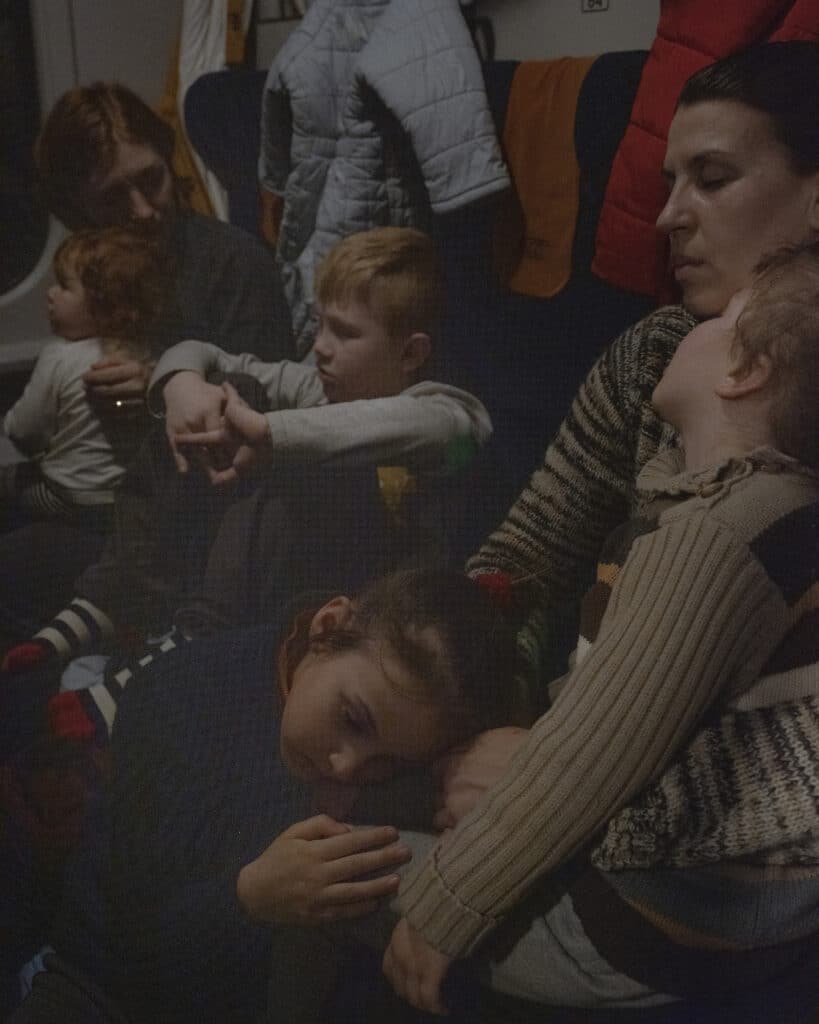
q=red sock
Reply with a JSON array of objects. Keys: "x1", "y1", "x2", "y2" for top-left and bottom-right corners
[
  {"x1": 1, "y1": 640, "x2": 52, "y2": 674},
  {"x1": 48, "y1": 691, "x2": 96, "y2": 741}
]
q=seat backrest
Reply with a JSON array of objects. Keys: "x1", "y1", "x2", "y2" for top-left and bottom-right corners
[
  {"x1": 433, "y1": 52, "x2": 654, "y2": 500},
  {"x1": 183, "y1": 69, "x2": 268, "y2": 235}
]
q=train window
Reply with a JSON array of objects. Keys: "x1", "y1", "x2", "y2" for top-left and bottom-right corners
[{"x1": 0, "y1": 0, "x2": 49, "y2": 295}]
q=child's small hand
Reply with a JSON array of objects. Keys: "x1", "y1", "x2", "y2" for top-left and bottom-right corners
[
  {"x1": 162, "y1": 371, "x2": 228, "y2": 473},
  {"x1": 236, "y1": 815, "x2": 411, "y2": 926},
  {"x1": 174, "y1": 382, "x2": 272, "y2": 485},
  {"x1": 383, "y1": 918, "x2": 453, "y2": 1016}
]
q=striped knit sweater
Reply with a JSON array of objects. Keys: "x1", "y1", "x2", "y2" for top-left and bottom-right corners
[
  {"x1": 467, "y1": 304, "x2": 697, "y2": 717},
  {"x1": 400, "y1": 448, "x2": 818, "y2": 993}
]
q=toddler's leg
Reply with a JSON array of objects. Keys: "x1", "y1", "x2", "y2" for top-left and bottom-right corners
[
  {"x1": 2, "y1": 600, "x2": 116, "y2": 674},
  {"x1": 0, "y1": 539, "x2": 109, "y2": 673},
  {"x1": 9, "y1": 418, "x2": 226, "y2": 676},
  {"x1": 2, "y1": 429, "x2": 176, "y2": 677},
  {"x1": 75, "y1": 424, "x2": 188, "y2": 633},
  {"x1": 47, "y1": 628, "x2": 192, "y2": 742}
]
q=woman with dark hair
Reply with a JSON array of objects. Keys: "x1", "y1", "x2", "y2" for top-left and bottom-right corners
[
  {"x1": 366, "y1": 40, "x2": 819, "y2": 1015},
  {"x1": 465, "y1": 40, "x2": 819, "y2": 718}
]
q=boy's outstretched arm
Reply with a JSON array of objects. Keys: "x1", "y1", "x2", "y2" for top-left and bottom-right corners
[
  {"x1": 147, "y1": 341, "x2": 325, "y2": 474},
  {"x1": 236, "y1": 815, "x2": 412, "y2": 926}
]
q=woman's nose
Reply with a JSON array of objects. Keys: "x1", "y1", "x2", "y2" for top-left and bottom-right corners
[
  {"x1": 47, "y1": 284, "x2": 57, "y2": 301},
  {"x1": 656, "y1": 185, "x2": 688, "y2": 235}
]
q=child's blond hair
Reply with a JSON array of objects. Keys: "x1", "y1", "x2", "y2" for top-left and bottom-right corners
[
  {"x1": 54, "y1": 225, "x2": 172, "y2": 352},
  {"x1": 734, "y1": 241, "x2": 819, "y2": 468},
  {"x1": 314, "y1": 227, "x2": 443, "y2": 340}
]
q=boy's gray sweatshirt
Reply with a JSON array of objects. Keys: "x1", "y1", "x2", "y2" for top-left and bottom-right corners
[{"x1": 148, "y1": 340, "x2": 491, "y2": 473}]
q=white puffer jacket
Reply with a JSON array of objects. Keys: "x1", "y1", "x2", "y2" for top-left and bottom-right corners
[{"x1": 260, "y1": 0, "x2": 510, "y2": 353}]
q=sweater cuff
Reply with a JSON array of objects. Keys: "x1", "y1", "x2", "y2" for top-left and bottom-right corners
[
  {"x1": 264, "y1": 411, "x2": 287, "y2": 453},
  {"x1": 146, "y1": 371, "x2": 179, "y2": 418},
  {"x1": 397, "y1": 850, "x2": 497, "y2": 957}
]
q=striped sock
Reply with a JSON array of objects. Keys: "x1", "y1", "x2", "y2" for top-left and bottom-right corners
[
  {"x1": 49, "y1": 629, "x2": 191, "y2": 741},
  {"x1": 33, "y1": 599, "x2": 116, "y2": 663},
  {"x1": 18, "y1": 478, "x2": 76, "y2": 517}
]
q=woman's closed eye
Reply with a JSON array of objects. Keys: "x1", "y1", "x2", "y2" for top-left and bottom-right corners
[
  {"x1": 696, "y1": 160, "x2": 736, "y2": 192},
  {"x1": 699, "y1": 174, "x2": 730, "y2": 191}
]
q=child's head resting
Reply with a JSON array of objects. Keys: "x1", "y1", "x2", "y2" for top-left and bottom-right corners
[
  {"x1": 731, "y1": 241, "x2": 819, "y2": 468},
  {"x1": 311, "y1": 227, "x2": 443, "y2": 402},
  {"x1": 50, "y1": 225, "x2": 171, "y2": 347},
  {"x1": 278, "y1": 567, "x2": 517, "y2": 785},
  {"x1": 653, "y1": 240, "x2": 819, "y2": 469}
]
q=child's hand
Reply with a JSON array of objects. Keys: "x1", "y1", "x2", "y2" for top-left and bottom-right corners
[
  {"x1": 383, "y1": 918, "x2": 453, "y2": 1016},
  {"x1": 162, "y1": 371, "x2": 227, "y2": 473},
  {"x1": 236, "y1": 815, "x2": 411, "y2": 926},
  {"x1": 174, "y1": 381, "x2": 272, "y2": 485}
]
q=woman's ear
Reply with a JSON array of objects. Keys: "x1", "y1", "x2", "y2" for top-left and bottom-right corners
[
  {"x1": 308, "y1": 596, "x2": 355, "y2": 638},
  {"x1": 716, "y1": 353, "x2": 773, "y2": 400},
  {"x1": 400, "y1": 333, "x2": 432, "y2": 377}
]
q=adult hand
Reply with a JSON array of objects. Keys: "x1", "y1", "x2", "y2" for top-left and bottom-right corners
[
  {"x1": 162, "y1": 371, "x2": 227, "y2": 473},
  {"x1": 173, "y1": 381, "x2": 272, "y2": 485},
  {"x1": 383, "y1": 918, "x2": 453, "y2": 1016},
  {"x1": 83, "y1": 359, "x2": 152, "y2": 408},
  {"x1": 433, "y1": 726, "x2": 529, "y2": 831},
  {"x1": 236, "y1": 815, "x2": 411, "y2": 926}
]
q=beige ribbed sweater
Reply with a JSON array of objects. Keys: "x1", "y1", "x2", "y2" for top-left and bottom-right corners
[{"x1": 400, "y1": 450, "x2": 818, "y2": 956}]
